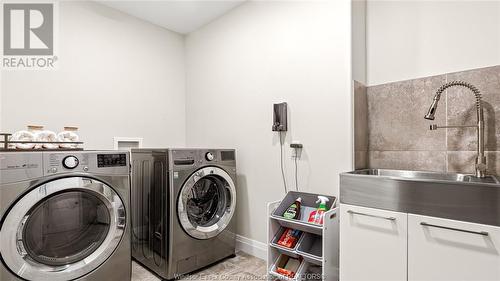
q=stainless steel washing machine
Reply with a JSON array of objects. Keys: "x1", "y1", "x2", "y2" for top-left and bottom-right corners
[
  {"x1": 131, "y1": 148, "x2": 237, "y2": 280},
  {"x1": 0, "y1": 151, "x2": 131, "y2": 281}
]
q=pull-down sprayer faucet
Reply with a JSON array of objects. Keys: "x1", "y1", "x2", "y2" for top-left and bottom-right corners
[{"x1": 424, "y1": 81, "x2": 487, "y2": 178}]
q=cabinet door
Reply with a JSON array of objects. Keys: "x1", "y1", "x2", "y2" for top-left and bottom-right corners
[
  {"x1": 409, "y1": 214, "x2": 500, "y2": 281},
  {"x1": 340, "y1": 204, "x2": 408, "y2": 281}
]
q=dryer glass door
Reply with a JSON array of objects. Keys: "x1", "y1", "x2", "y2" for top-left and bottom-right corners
[
  {"x1": 178, "y1": 167, "x2": 236, "y2": 239},
  {"x1": 0, "y1": 177, "x2": 126, "y2": 281}
]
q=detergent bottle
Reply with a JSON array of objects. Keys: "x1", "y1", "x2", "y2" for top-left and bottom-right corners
[
  {"x1": 283, "y1": 197, "x2": 302, "y2": 220},
  {"x1": 308, "y1": 196, "x2": 329, "y2": 225}
]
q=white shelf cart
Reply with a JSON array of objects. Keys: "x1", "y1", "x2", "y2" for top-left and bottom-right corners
[{"x1": 267, "y1": 191, "x2": 339, "y2": 281}]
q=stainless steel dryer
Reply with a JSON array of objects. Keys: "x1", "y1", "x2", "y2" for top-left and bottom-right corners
[
  {"x1": 131, "y1": 148, "x2": 237, "y2": 280},
  {"x1": 0, "y1": 151, "x2": 131, "y2": 281}
]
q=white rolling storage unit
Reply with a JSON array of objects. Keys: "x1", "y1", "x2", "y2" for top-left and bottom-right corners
[{"x1": 267, "y1": 191, "x2": 339, "y2": 281}]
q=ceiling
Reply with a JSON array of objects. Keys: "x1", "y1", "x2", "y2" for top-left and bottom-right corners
[{"x1": 97, "y1": 1, "x2": 246, "y2": 34}]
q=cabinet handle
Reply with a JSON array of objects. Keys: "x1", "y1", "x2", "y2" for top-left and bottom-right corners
[
  {"x1": 347, "y1": 210, "x2": 396, "y2": 221},
  {"x1": 420, "y1": 222, "x2": 489, "y2": 236}
]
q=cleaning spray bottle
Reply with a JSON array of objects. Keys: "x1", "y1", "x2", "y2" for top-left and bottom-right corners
[{"x1": 308, "y1": 196, "x2": 329, "y2": 225}]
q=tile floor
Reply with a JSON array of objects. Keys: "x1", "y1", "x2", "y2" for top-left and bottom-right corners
[{"x1": 132, "y1": 252, "x2": 267, "y2": 281}]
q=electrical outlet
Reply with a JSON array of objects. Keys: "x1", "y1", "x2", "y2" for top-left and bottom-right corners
[{"x1": 290, "y1": 141, "x2": 303, "y2": 158}]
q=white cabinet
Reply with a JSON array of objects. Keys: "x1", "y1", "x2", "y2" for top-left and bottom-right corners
[
  {"x1": 408, "y1": 214, "x2": 500, "y2": 281},
  {"x1": 340, "y1": 204, "x2": 408, "y2": 281},
  {"x1": 340, "y1": 204, "x2": 500, "y2": 281}
]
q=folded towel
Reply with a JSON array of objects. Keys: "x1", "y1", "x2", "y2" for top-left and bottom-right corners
[
  {"x1": 57, "y1": 131, "x2": 79, "y2": 149},
  {"x1": 10, "y1": 131, "x2": 36, "y2": 149},
  {"x1": 35, "y1": 130, "x2": 59, "y2": 149}
]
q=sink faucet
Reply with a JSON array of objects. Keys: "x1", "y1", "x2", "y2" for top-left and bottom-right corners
[{"x1": 424, "y1": 81, "x2": 487, "y2": 178}]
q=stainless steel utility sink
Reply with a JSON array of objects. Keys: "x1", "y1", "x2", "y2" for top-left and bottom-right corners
[
  {"x1": 340, "y1": 169, "x2": 500, "y2": 227},
  {"x1": 350, "y1": 169, "x2": 500, "y2": 184}
]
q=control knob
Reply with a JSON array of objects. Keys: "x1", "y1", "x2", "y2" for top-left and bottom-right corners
[
  {"x1": 205, "y1": 152, "x2": 215, "y2": 161},
  {"x1": 63, "y1": 156, "x2": 79, "y2": 169}
]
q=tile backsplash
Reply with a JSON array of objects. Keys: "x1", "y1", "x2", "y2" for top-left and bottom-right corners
[{"x1": 354, "y1": 65, "x2": 500, "y2": 175}]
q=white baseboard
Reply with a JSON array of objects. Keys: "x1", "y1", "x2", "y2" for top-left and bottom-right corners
[{"x1": 235, "y1": 234, "x2": 267, "y2": 260}]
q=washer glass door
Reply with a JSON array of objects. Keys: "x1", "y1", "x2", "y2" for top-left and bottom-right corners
[
  {"x1": 0, "y1": 177, "x2": 126, "y2": 281},
  {"x1": 23, "y1": 191, "x2": 110, "y2": 266},
  {"x1": 178, "y1": 167, "x2": 236, "y2": 239}
]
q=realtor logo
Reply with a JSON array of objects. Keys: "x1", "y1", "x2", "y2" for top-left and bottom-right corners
[
  {"x1": 1, "y1": 2, "x2": 58, "y2": 69},
  {"x1": 3, "y1": 3, "x2": 53, "y2": 56}
]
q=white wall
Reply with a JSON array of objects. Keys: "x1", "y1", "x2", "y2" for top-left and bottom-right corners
[
  {"x1": 185, "y1": 1, "x2": 352, "y2": 243},
  {"x1": 0, "y1": 1, "x2": 186, "y2": 149},
  {"x1": 352, "y1": 0, "x2": 367, "y2": 84},
  {"x1": 367, "y1": 0, "x2": 500, "y2": 86}
]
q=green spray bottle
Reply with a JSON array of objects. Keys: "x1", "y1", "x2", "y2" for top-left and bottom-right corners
[{"x1": 308, "y1": 196, "x2": 329, "y2": 225}]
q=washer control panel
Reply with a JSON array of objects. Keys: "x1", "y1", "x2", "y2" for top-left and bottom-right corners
[
  {"x1": 43, "y1": 152, "x2": 129, "y2": 175},
  {"x1": 62, "y1": 156, "x2": 79, "y2": 169}
]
